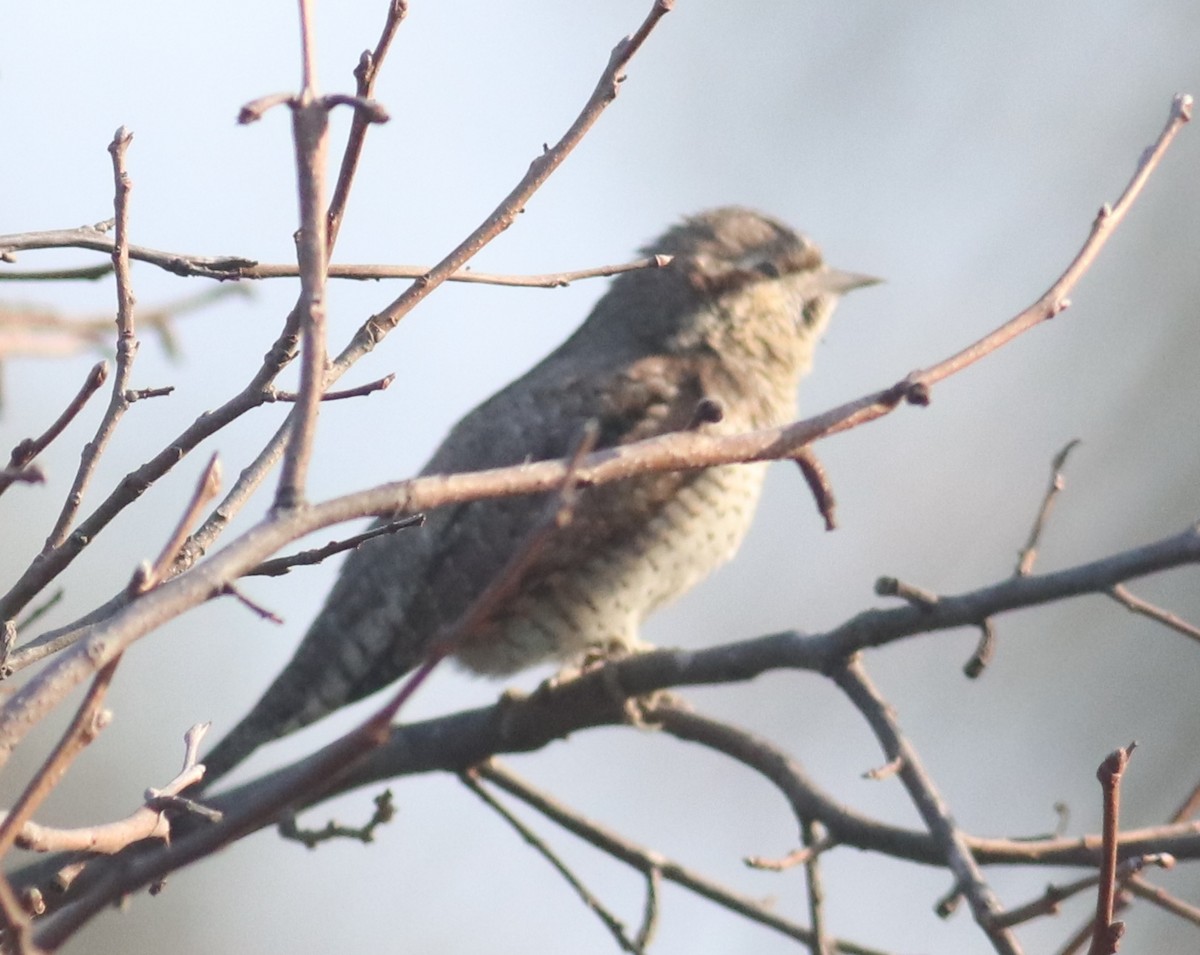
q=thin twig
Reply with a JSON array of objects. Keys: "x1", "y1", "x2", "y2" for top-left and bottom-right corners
[
  {"x1": 326, "y1": 0, "x2": 408, "y2": 248},
  {"x1": 997, "y1": 855, "x2": 1172, "y2": 931},
  {"x1": 820, "y1": 94, "x2": 1193, "y2": 443},
  {"x1": 220, "y1": 583, "x2": 284, "y2": 624},
  {"x1": 277, "y1": 789, "x2": 395, "y2": 847},
  {"x1": 0, "y1": 657, "x2": 121, "y2": 862},
  {"x1": 874, "y1": 576, "x2": 939, "y2": 609},
  {"x1": 273, "y1": 0, "x2": 332, "y2": 510},
  {"x1": 1016, "y1": 439, "x2": 1081, "y2": 576},
  {"x1": 1125, "y1": 871, "x2": 1200, "y2": 926},
  {"x1": 794, "y1": 447, "x2": 838, "y2": 531},
  {"x1": 1107, "y1": 584, "x2": 1200, "y2": 644},
  {"x1": 802, "y1": 818, "x2": 833, "y2": 955},
  {"x1": 1088, "y1": 745, "x2": 1135, "y2": 955},
  {"x1": 245, "y1": 515, "x2": 423, "y2": 577},
  {"x1": 963, "y1": 618, "x2": 996, "y2": 678},
  {"x1": 0, "y1": 872, "x2": 39, "y2": 954},
  {"x1": 42, "y1": 129, "x2": 139, "y2": 552},
  {"x1": 13, "y1": 591, "x2": 64, "y2": 634},
  {"x1": 0, "y1": 263, "x2": 111, "y2": 281},
  {"x1": 265, "y1": 373, "x2": 394, "y2": 403},
  {"x1": 0, "y1": 232, "x2": 673, "y2": 287},
  {"x1": 128, "y1": 454, "x2": 221, "y2": 595},
  {"x1": 329, "y1": 0, "x2": 677, "y2": 377},
  {"x1": 833, "y1": 657, "x2": 1021, "y2": 955},
  {"x1": 476, "y1": 761, "x2": 887, "y2": 955},
  {"x1": 746, "y1": 836, "x2": 836, "y2": 872},
  {"x1": 0, "y1": 361, "x2": 107, "y2": 497},
  {"x1": 461, "y1": 770, "x2": 641, "y2": 953}
]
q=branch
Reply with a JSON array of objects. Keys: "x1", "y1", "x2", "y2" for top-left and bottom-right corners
[
  {"x1": 832, "y1": 658, "x2": 1018, "y2": 954},
  {"x1": 1015, "y1": 439, "x2": 1082, "y2": 575},
  {"x1": 0, "y1": 236, "x2": 674, "y2": 288},
  {"x1": 42, "y1": 129, "x2": 140, "y2": 553},
  {"x1": 329, "y1": 0, "x2": 677, "y2": 375},
  {"x1": 0, "y1": 362, "x2": 107, "y2": 498}
]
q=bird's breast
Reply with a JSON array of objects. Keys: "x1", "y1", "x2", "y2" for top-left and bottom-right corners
[{"x1": 453, "y1": 460, "x2": 769, "y2": 675}]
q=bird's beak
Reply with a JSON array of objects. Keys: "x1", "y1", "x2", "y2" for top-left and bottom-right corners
[{"x1": 821, "y1": 269, "x2": 883, "y2": 295}]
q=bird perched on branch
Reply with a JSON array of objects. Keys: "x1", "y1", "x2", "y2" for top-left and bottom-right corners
[{"x1": 201, "y1": 207, "x2": 876, "y2": 785}]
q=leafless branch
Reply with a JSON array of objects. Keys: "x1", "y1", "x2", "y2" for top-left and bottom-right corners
[
  {"x1": 326, "y1": 0, "x2": 407, "y2": 247},
  {"x1": 42, "y1": 129, "x2": 139, "y2": 553},
  {"x1": 461, "y1": 770, "x2": 643, "y2": 953},
  {"x1": 0, "y1": 658, "x2": 120, "y2": 864},
  {"x1": 245, "y1": 515, "x2": 423, "y2": 578},
  {"x1": 270, "y1": 0, "x2": 334, "y2": 511},
  {"x1": 794, "y1": 446, "x2": 838, "y2": 531},
  {"x1": 0, "y1": 362, "x2": 106, "y2": 498},
  {"x1": 832, "y1": 657, "x2": 1019, "y2": 954},
  {"x1": 1088, "y1": 744, "x2": 1135, "y2": 955},
  {"x1": 475, "y1": 761, "x2": 888, "y2": 955},
  {"x1": 128, "y1": 454, "x2": 221, "y2": 595},
  {"x1": 1107, "y1": 583, "x2": 1200, "y2": 644},
  {"x1": 0, "y1": 263, "x2": 111, "y2": 282},
  {"x1": 265, "y1": 373, "x2": 394, "y2": 403},
  {"x1": 1016, "y1": 439, "x2": 1081, "y2": 576}
]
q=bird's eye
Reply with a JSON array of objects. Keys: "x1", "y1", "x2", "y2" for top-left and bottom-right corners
[{"x1": 755, "y1": 259, "x2": 781, "y2": 279}]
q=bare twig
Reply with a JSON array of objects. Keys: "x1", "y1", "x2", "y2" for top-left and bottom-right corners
[
  {"x1": 43, "y1": 130, "x2": 139, "y2": 553},
  {"x1": 0, "y1": 263, "x2": 111, "y2": 282},
  {"x1": 802, "y1": 818, "x2": 833, "y2": 955},
  {"x1": 1125, "y1": 870, "x2": 1200, "y2": 926},
  {"x1": 128, "y1": 454, "x2": 221, "y2": 595},
  {"x1": 245, "y1": 515, "x2": 423, "y2": 577},
  {"x1": 874, "y1": 576, "x2": 939, "y2": 609},
  {"x1": 326, "y1": 0, "x2": 408, "y2": 248},
  {"x1": 13, "y1": 591, "x2": 63, "y2": 635},
  {"x1": 1016, "y1": 439, "x2": 1081, "y2": 576},
  {"x1": 265, "y1": 373, "x2": 394, "y2": 403},
  {"x1": 1088, "y1": 745, "x2": 1135, "y2": 955},
  {"x1": 461, "y1": 770, "x2": 642, "y2": 953},
  {"x1": 862, "y1": 756, "x2": 904, "y2": 781},
  {"x1": 821, "y1": 94, "x2": 1192, "y2": 441},
  {"x1": 0, "y1": 872, "x2": 39, "y2": 954},
  {"x1": 963, "y1": 618, "x2": 996, "y2": 678},
  {"x1": 330, "y1": 0, "x2": 677, "y2": 377},
  {"x1": 833, "y1": 657, "x2": 1020, "y2": 955},
  {"x1": 1107, "y1": 584, "x2": 1200, "y2": 644},
  {"x1": 745, "y1": 835, "x2": 836, "y2": 872},
  {"x1": 0, "y1": 658, "x2": 121, "y2": 863},
  {"x1": 6, "y1": 755, "x2": 205, "y2": 856},
  {"x1": 476, "y1": 761, "x2": 886, "y2": 955},
  {"x1": 220, "y1": 583, "x2": 284, "y2": 624},
  {"x1": 0, "y1": 361, "x2": 107, "y2": 498},
  {"x1": 997, "y1": 855, "x2": 1172, "y2": 931},
  {"x1": 278, "y1": 789, "x2": 395, "y2": 847},
  {"x1": 794, "y1": 446, "x2": 838, "y2": 531},
  {"x1": 272, "y1": 0, "x2": 333, "y2": 511},
  {"x1": 0, "y1": 233, "x2": 673, "y2": 287}
]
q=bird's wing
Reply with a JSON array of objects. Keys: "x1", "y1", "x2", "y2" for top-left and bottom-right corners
[{"x1": 201, "y1": 354, "x2": 715, "y2": 783}]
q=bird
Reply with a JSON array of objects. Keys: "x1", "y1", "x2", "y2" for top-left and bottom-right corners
[{"x1": 200, "y1": 207, "x2": 876, "y2": 786}]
